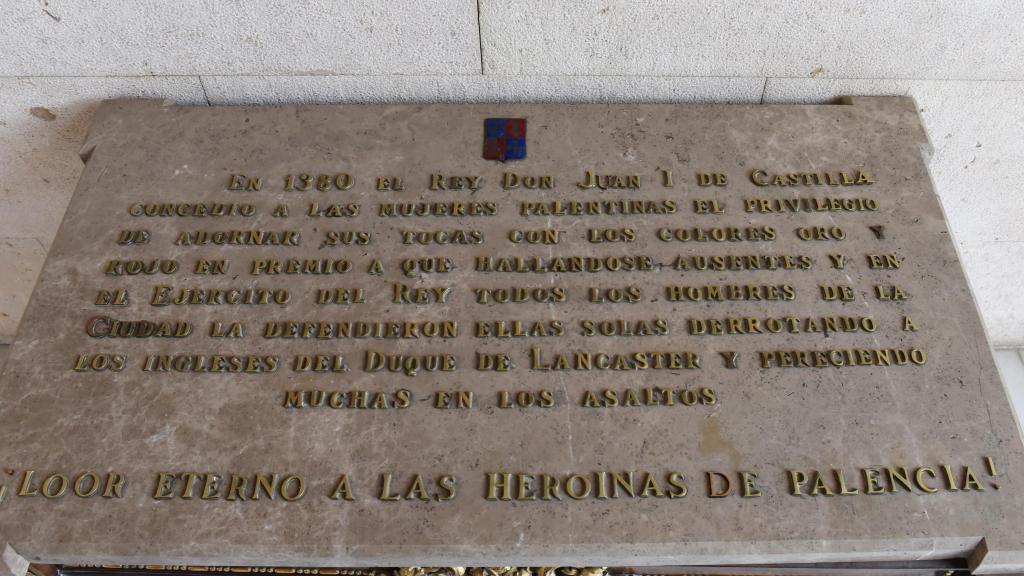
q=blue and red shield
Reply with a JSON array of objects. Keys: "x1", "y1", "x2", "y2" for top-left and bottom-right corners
[{"x1": 483, "y1": 118, "x2": 526, "y2": 161}]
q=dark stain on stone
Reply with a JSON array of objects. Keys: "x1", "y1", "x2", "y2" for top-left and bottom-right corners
[
  {"x1": 699, "y1": 416, "x2": 742, "y2": 469},
  {"x1": 40, "y1": 0, "x2": 61, "y2": 22},
  {"x1": 30, "y1": 107, "x2": 56, "y2": 121}
]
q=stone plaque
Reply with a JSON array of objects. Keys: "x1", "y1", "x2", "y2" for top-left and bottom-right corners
[{"x1": 1, "y1": 98, "x2": 1023, "y2": 574}]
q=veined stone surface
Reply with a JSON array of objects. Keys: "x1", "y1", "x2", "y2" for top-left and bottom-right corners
[{"x1": 0, "y1": 98, "x2": 1022, "y2": 573}]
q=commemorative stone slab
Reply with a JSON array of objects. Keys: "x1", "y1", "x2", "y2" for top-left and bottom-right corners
[{"x1": 1, "y1": 97, "x2": 1023, "y2": 573}]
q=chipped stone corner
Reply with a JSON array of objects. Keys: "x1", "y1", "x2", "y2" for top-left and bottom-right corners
[
  {"x1": 0, "y1": 544, "x2": 30, "y2": 576},
  {"x1": 966, "y1": 537, "x2": 1024, "y2": 575},
  {"x1": 839, "y1": 95, "x2": 933, "y2": 161},
  {"x1": 81, "y1": 99, "x2": 181, "y2": 165}
]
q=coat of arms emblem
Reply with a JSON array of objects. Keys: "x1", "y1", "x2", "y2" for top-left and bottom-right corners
[{"x1": 482, "y1": 117, "x2": 526, "y2": 161}]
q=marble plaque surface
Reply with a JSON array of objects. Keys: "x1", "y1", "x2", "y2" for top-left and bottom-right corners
[{"x1": 1, "y1": 98, "x2": 1023, "y2": 574}]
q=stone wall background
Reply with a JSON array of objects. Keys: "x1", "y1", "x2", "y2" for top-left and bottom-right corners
[{"x1": 1, "y1": 0, "x2": 1022, "y2": 348}]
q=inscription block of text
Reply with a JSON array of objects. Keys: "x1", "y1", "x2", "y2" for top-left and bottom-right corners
[{"x1": 1, "y1": 98, "x2": 1023, "y2": 573}]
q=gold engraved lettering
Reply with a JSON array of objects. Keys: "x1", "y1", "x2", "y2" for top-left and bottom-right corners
[
  {"x1": 888, "y1": 467, "x2": 915, "y2": 492},
  {"x1": 657, "y1": 226, "x2": 775, "y2": 242},
  {"x1": 577, "y1": 170, "x2": 640, "y2": 190},
  {"x1": 485, "y1": 473, "x2": 512, "y2": 501},
  {"x1": 579, "y1": 318, "x2": 667, "y2": 337},
  {"x1": 39, "y1": 474, "x2": 67, "y2": 499},
  {"x1": 660, "y1": 169, "x2": 674, "y2": 187},
  {"x1": 364, "y1": 350, "x2": 456, "y2": 377},
  {"x1": 719, "y1": 352, "x2": 739, "y2": 369},
  {"x1": 279, "y1": 476, "x2": 305, "y2": 501},
  {"x1": 743, "y1": 196, "x2": 877, "y2": 213},
  {"x1": 95, "y1": 289, "x2": 129, "y2": 306},
  {"x1": 503, "y1": 172, "x2": 553, "y2": 189},
  {"x1": 105, "y1": 259, "x2": 178, "y2": 276},
  {"x1": 486, "y1": 472, "x2": 685, "y2": 501},
  {"x1": 201, "y1": 474, "x2": 223, "y2": 500},
  {"x1": 474, "y1": 286, "x2": 566, "y2": 304},
  {"x1": 376, "y1": 176, "x2": 404, "y2": 191},
  {"x1": 962, "y1": 467, "x2": 985, "y2": 491},
  {"x1": 531, "y1": 347, "x2": 700, "y2": 372},
  {"x1": 477, "y1": 319, "x2": 564, "y2": 338},
  {"x1": 477, "y1": 352, "x2": 513, "y2": 372},
  {"x1": 72, "y1": 472, "x2": 101, "y2": 498},
  {"x1": 282, "y1": 173, "x2": 353, "y2": 192},
  {"x1": 475, "y1": 255, "x2": 655, "y2": 273},
  {"x1": 434, "y1": 390, "x2": 474, "y2": 409},
  {"x1": 437, "y1": 475, "x2": 457, "y2": 501},
  {"x1": 706, "y1": 472, "x2": 733, "y2": 498},
  {"x1": 266, "y1": 320, "x2": 456, "y2": 340},
  {"x1": 787, "y1": 470, "x2": 807, "y2": 495},
  {"x1": 497, "y1": 389, "x2": 554, "y2": 408},
  {"x1": 588, "y1": 286, "x2": 641, "y2": 303},
  {"x1": 103, "y1": 472, "x2": 125, "y2": 498},
  {"x1": 508, "y1": 229, "x2": 562, "y2": 244},
  {"x1": 401, "y1": 229, "x2": 483, "y2": 245},
  {"x1": 142, "y1": 354, "x2": 279, "y2": 373},
  {"x1": 516, "y1": 474, "x2": 536, "y2": 500},
  {"x1": 672, "y1": 254, "x2": 811, "y2": 272},
  {"x1": 693, "y1": 199, "x2": 725, "y2": 214},
  {"x1": 587, "y1": 228, "x2": 635, "y2": 243},
  {"x1": 72, "y1": 353, "x2": 127, "y2": 372},
  {"x1": 115, "y1": 229, "x2": 151, "y2": 245},
  {"x1": 874, "y1": 284, "x2": 908, "y2": 301},
  {"x1": 739, "y1": 472, "x2": 760, "y2": 497},
  {"x1": 401, "y1": 257, "x2": 453, "y2": 277},
  {"x1": 322, "y1": 230, "x2": 371, "y2": 246},
  {"x1": 787, "y1": 465, "x2": 972, "y2": 496},
  {"x1": 689, "y1": 315, "x2": 875, "y2": 336},
  {"x1": 195, "y1": 259, "x2": 229, "y2": 275},
  {"x1": 129, "y1": 202, "x2": 255, "y2": 218},
  {"x1": 581, "y1": 387, "x2": 715, "y2": 408},
  {"x1": 862, "y1": 468, "x2": 885, "y2": 494},
  {"x1": 153, "y1": 473, "x2": 175, "y2": 499},
  {"x1": 666, "y1": 284, "x2": 795, "y2": 302},
  {"x1": 820, "y1": 285, "x2": 855, "y2": 301},
  {"x1": 380, "y1": 200, "x2": 496, "y2": 217},
  {"x1": 293, "y1": 354, "x2": 347, "y2": 373},
  {"x1": 282, "y1": 389, "x2": 411, "y2": 410},
  {"x1": 307, "y1": 202, "x2": 359, "y2": 218},
  {"x1": 174, "y1": 230, "x2": 299, "y2": 247},
  {"x1": 749, "y1": 169, "x2": 873, "y2": 187},
  {"x1": 329, "y1": 475, "x2": 354, "y2": 501},
  {"x1": 430, "y1": 173, "x2": 482, "y2": 191},
  {"x1": 758, "y1": 348, "x2": 926, "y2": 369},
  {"x1": 697, "y1": 173, "x2": 728, "y2": 187},
  {"x1": 151, "y1": 285, "x2": 290, "y2": 306},
  {"x1": 228, "y1": 174, "x2": 262, "y2": 191},
  {"x1": 520, "y1": 199, "x2": 674, "y2": 216},
  {"x1": 315, "y1": 288, "x2": 366, "y2": 305},
  {"x1": 795, "y1": 226, "x2": 845, "y2": 241},
  {"x1": 225, "y1": 475, "x2": 248, "y2": 501},
  {"x1": 252, "y1": 258, "x2": 351, "y2": 275},
  {"x1": 915, "y1": 468, "x2": 938, "y2": 493},
  {"x1": 378, "y1": 473, "x2": 448, "y2": 501},
  {"x1": 867, "y1": 253, "x2": 901, "y2": 269},
  {"x1": 392, "y1": 283, "x2": 451, "y2": 304},
  {"x1": 209, "y1": 321, "x2": 244, "y2": 338},
  {"x1": 87, "y1": 316, "x2": 192, "y2": 338},
  {"x1": 152, "y1": 473, "x2": 302, "y2": 501}
]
